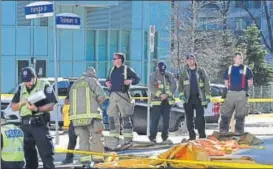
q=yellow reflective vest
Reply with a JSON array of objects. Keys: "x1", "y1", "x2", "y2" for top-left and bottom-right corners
[
  {"x1": 19, "y1": 79, "x2": 48, "y2": 117},
  {"x1": 1, "y1": 124, "x2": 24, "y2": 162}
]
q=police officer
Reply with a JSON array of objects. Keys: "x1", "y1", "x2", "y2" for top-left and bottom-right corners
[
  {"x1": 178, "y1": 54, "x2": 211, "y2": 140},
  {"x1": 105, "y1": 52, "x2": 140, "y2": 150},
  {"x1": 61, "y1": 95, "x2": 78, "y2": 164},
  {"x1": 149, "y1": 61, "x2": 177, "y2": 144},
  {"x1": 11, "y1": 67, "x2": 56, "y2": 169},
  {"x1": 219, "y1": 52, "x2": 253, "y2": 134},
  {"x1": 1, "y1": 111, "x2": 25, "y2": 169},
  {"x1": 69, "y1": 67, "x2": 106, "y2": 168}
]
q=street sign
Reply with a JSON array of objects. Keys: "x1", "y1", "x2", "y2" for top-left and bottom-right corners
[
  {"x1": 56, "y1": 13, "x2": 81, "y2": 29},
  {"x1": 25, "y1": 1, "x2": 53, "y2": 19},
  {"x1": 149, "y1": 25, "x2": 155, "y2": 53}
]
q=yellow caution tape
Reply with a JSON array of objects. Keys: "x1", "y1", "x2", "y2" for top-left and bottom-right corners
[
  {"x1": 55, "y1": 148, "x2": 273, "y2": 168},
  {"x1": 1, "y1": 94, "x2": 66, "y2": 99},
  {"x1": 1, "y1": 93, "x2": 273, "y2": 103},
  {"x1": 240, "y1": 144, "x2": 265, "y2": 149}
]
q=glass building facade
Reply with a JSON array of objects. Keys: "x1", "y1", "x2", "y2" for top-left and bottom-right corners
[
  {"x1": 1, "y1": 1, "x2": 171, "y2": 92},
  {"x1": 1, "y1": 1, "x2": 272, "y2": 92}
]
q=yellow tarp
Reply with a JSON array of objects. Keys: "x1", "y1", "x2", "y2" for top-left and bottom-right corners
[{"x1": 94, "y1": 136, "x2": 270, "y2": 168}]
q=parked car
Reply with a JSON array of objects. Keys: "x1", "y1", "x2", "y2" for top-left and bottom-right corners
[{"x1": 126, "y1": 84, "x2": 224, "y2": 135}]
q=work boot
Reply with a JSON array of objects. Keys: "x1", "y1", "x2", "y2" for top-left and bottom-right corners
[
  {"x1": 119, "y1": 141, "x2": 133, "y2": 151},
  {"x1": 61, "y1": 157, "x2": 73, "y2": 164},
  {"x1": 82, "y1": 161, "x2": 95, "y2": 168},
  {"x1": 149, "y1": 138, "x2": 156, "y2": 144}
]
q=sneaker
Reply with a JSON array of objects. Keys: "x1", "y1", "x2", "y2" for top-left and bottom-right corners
[
  {"x1": 149, "y1": 139, "x2": 156, "y2": 144},
  {"x1": 162, "y1": 139, "x2": 173, "y2": 145},
  {"x1": 82, "y1": 161, "x2": 95, "y2": 168},
  {"x1": 61, "y1": 158, "x2": 73, "y2": 164},
  {"x1": 181, "y1": 138, "x2": 195, "y2": 143}
]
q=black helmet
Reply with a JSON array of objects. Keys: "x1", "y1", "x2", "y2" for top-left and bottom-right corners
[{"x1": 21, "y1": 67, "x2": 36, "y2": 82}]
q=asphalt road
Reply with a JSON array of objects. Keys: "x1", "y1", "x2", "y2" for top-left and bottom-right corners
[{"x1": 37, "y1": 114, "x2": 273, "y2": 168}]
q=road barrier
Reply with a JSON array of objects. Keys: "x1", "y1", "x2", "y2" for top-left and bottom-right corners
[{"x1": 55, "y1": 147, "x2": 273, "y2": 168}]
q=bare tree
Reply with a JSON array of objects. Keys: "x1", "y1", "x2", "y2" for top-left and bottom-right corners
[{"x1": 165, "y1": 1, "x2": 237, "y2": 82}]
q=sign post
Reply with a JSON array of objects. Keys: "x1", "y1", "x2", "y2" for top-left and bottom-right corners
[
  {"x1": 147, "y1": 25, "x2": 155, "y2": 137},
  {"x1": 54, "y1": 12, "x2": 81, "y2": 144},
  {"x1": 24, "y1": 1, "x2": 62, "y2": 143}
]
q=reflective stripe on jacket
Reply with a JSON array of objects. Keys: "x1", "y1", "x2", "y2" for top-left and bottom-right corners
[
  {"x1": 149, "y1": 70, "x2": 177, "y2": 106},
  {"x1": 178, "y1": 65, "x2": 211, "y2": 105},
  {"x1": 69, "y1": 77, "x2": 102, "y2": 126}
]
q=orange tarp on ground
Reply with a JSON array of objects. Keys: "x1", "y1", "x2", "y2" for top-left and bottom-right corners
[{"x1": 95, "y1": 136, "x2": 256, "y2": 168}]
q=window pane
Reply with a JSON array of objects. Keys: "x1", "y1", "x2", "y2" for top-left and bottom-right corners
[
  {"x1": 40, "y1": 18, "x2": 48, "y2": 27},
  {"x1": 2, "y1": 28, "x2": 16, "y2": 55},
  {"x1": 121, "y1": 31, "x2": 130, "y2": 62},
  {"x1": 110, "y1": 31, "x2": 118, "y2": 56},
  {"x1": 1, "y1": 2, "x2": 16, "y2": 26},
  {"x1": 17, "y1": 1, "x2": 31, "y2": 26},
  {"x1": 98, "y1": 30, "x2": 107, "y2": 61},
  {"x1": 86, "y1": 30, "x2": 96, "y2": 61}
]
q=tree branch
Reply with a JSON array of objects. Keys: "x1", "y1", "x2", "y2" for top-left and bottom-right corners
[
  {"x1": 241, "y1": 1, "x2": 272, "y2": 51},
  {"x1": 262, "y1": 0, "x2": 273, "y2": 52}
]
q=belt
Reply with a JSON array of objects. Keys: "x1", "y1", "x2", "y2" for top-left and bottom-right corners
[{"x1": 21, "y1": 117, "x2": 32, "y2": 125}]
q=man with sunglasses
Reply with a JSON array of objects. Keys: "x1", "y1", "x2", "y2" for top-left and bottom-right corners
[
  {"x1": 178, "y1": 54, "x2": 211, "y2": 141},
  {"x1": 219, "y1": 52, "x2": 253, "y2": 135},
  {"x1": 105, "y1": 53, "x2": 140, "y2": 151}
]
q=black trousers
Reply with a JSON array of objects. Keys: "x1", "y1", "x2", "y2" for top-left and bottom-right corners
[
  {"x1": 20, "y1": 124, "x2": 55, "y2": 169},
  {"x1": 149, "y1": 101, "x2": 171, "y2": 141},
  {"x1": 184, "y1": 95, "x2": 206, "y2": 140},
  {"x1": 66, "y1": 121, "x2": 77, "y2": 159}
]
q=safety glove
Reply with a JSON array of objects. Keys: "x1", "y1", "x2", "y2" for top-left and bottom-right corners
[{"x1": 180, "y1": 95, "x2": 185, "y2": 103}]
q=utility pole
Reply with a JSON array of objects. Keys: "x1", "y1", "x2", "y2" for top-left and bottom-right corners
[
  {"x1": 0, "y1": 1, "x2": 3, "y2": 168},
  {"x1": 170, "y1": 0, "x2": 175, "y2": 73},
  {"x1": 176, "y1": 6, "x2": 181, "y2": 73},
  {"x1": 170, "y1": 0, "x2": 175, "y2": 56}
]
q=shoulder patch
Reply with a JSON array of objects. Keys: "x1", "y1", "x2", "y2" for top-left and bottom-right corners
[{"x1": 46, "y1": 86, "x2": 54, "y2": 94}]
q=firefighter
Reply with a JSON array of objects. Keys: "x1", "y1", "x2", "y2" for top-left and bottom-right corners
[
  {"x1": 105, "y1": 52, "x2": 140, "y2": 151},
  {"x1": 69, "y1": 67, "x2": 106, "y2": 168},
  {"x1": 1, "y1": 111, "x2": 25, "y2": 169},
  {"x1": 219, "y1": 52, "x2": 253, "y2": 134},
  {"x1": 61, "y1": 95, "x2": 78, "y2": 164},
  {"x1": 149, "y1": 61, "x2": 177, "y2": 144},
  {"x1": 178, "y1": 54, "x2": 211, "y2": 140},
  {"x1": 11, "y1": 67, "x2": 56, "y2": 169}
]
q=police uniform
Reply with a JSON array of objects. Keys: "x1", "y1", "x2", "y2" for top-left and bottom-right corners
[
  {"x1": 219, "y1": 64, "x2": 253, "y2": 134},
  {"x1": 61, "y1": 95, "x2": 78, "y2": 164},
  {"x1": 106, "y1": 58, "x2": 140, "y2": 150},
  {"x1": 178, "y1": 55, "x2": 211, "y2": 140},
  {"x1": 1, "y1": 111, "x2": 25, "y2": 169},
  {"x1": 11, "y1": 67, "x2": 56, "y2": 169},
  {"x1": 69, "y1": 67, "x2": 106, "y2": 167},
  {"x1": 149, "y1": 62, "x2": 177, "y2": 143}
]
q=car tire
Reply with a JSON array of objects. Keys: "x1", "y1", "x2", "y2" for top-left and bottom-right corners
[{"x1": 174, "y1": 117, "x2": 187, "y2": 135}]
